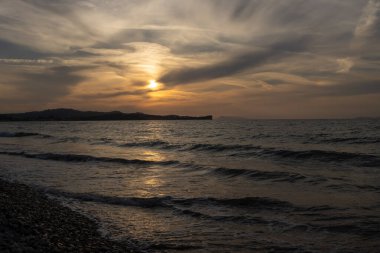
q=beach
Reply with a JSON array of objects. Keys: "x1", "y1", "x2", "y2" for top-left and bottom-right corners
[{"x1": 0, "y1": 178, "x2": 136, "y2": 253}]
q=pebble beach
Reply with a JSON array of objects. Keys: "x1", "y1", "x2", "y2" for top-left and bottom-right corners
[{"x1": 0, "y1": 178, "x2": 136, "y2": 253}]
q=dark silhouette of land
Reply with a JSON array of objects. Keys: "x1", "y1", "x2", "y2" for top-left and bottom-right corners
[{"x1": 0, "y1": 109, "x2": 212, "y2": 121}]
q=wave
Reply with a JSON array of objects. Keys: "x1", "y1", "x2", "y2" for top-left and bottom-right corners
[
  {"x1": 0, "y1": 149, "x2": 370, "y2": 186},
  {"x1": 49, "y1": 137, "x2": 83, "y2": 145},
  {"x1": 117, "y1": 140, "x2": 380, "y2": 167},
  {"x1": 43, "y1": 188, "x2": 353, "y2": 230},
  {"x1": 187, "y1": 196, "x2": 297, "y2": 210},
  {"x1": 119, "y1": 141, "x2": 260, "y2": 152},
  {"x1": 119, "y1": 140, "x2": 180, "y2": 150},
  {"x1": 149, "y1": 154, "x2": 324, "y2": 183},
  {"x1": 46, "y1": 189, "x2": 172, "y2": 208},
  {"x1": 0, "y1": 150, "x2": 320, "y2": 184},
  {"x1": 308, "y1": 221, "x2": 380, "y2": 237},
  {"x1": 211, "y1": 167, "x2": 307, "y2": 183},
  {"x1": 72, "y1": 191, "x2": 378, "y2": 236},
  {"x1": 327, "y1": 183, "x2": 380, "y2": 193},
  {"x1": 0, "y1": 151, "x2": 180, "y2": 166},
  {"x1": 306, "y1": 136, "x2": 380, "y2": 144},
  {"x1": 0, "y1": 131, "x2": 51, "y2": 138},
  {"x1": 255, "y1": 149, "x2": 380, "y2": 167},
  {"x1": 174, "y1": 208, "x2": 285, "y2": 226},
  {"x1": 42, "y1": 188, "x2": 299, "y2": 211},
  {"x1": 119, "y1": 141, "x2": 261, "y2": 152},
  {"x1": 107, "y1": 138, "x2": 380, "y2": 167},
  {"x1": 184, "y1": 143, "x2": 260, "y2": 152}
]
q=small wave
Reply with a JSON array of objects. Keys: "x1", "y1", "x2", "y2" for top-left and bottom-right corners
[
  {"x1": 0, "y1": 131, "x2": 51, "y2": 138},
  {"x1": 211, "y1": 167, "x2": 307, "y2": 182},
  {"x1": 327, "y1": 183, "x2": 380, "y2": 193},
  {"x1": 186, "y1": 143, "x2": 380, "y2": 167},
  {"x1": 306, "y1": 136, "x2": 380, "y2": 144},
  {"x1": 251, "y1": 133, "x2": 273, "y2": 139},
  {"x1": 173, "y1": 196, "x2": 298, "y2": 211},
  {"x1": 302, "y1": 205, "x2": 342, "y2": 212},
  {"x1": 149, "y1": 244, "x2": 203, "y2": 251},
  {"x1": 184, "y1": 143, "x2": 260, "y2": 152},
  {"x1": 50, "y1": 136, "x2": 82, "y2": 144},
  {"x1": 174, "y1": 208, "x2": 281, "y2": 225},
  {"x1": 120, "y1": 142, "x2": 260, "y2": 152},
  {"x1": 0, "y1": 151, "x2": 180, "y2": 166},
  {"x1": 41, "y1": 188, "x2": 299, "y2": 211},
  {"x1": 309, "y1": 221, "x2": 380, "y2": 237},
  {"x1": 120, "y1": 140, "x2": 180, "y2": 150},
  {"x1": 255, "y1": 149, "x2": 380, "y2": 167},
  {"x1": 45, "y1": 189, "x2": 172, "y2": 208}
]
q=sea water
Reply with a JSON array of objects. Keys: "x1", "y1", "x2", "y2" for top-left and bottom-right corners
[{"x1": 0, "y1": 119, "x2": 379, "y2": 252}]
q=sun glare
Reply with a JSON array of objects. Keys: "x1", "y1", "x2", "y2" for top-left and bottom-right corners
[{"x1": 147, "y1": 80, "x2": 159, "y2": 90}]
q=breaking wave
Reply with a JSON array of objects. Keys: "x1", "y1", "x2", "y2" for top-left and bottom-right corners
[
  {"x1": 0, "y1": 151, "x2": 180, "y2": 166},
  {"x1": 0, "y1": 131, "x2": 51, "y2": 138},
  {"x1": 42, "y1": 187, "x2": 299, "y2": 211}
]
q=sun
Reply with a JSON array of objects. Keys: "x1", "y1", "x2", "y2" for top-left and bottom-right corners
[{"x1": 147, "y1": 80, "x2": 159, "y2": 90}]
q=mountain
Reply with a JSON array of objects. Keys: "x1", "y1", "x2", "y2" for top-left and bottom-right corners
[{"x1": 0, "y1": 109, "x2": 212, "y2": 121}]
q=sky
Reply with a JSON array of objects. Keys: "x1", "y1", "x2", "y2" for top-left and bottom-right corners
[{"x1": 0, "y1": 0, "x2": 379, "y2": 118}]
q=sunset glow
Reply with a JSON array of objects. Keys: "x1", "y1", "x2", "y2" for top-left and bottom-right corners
[
  {"x1": 147, "y1": 80, "x2": 159, "y2": 90},
  {"x1": 0, "y1": 0, "x2": 379, "y2": 118}
]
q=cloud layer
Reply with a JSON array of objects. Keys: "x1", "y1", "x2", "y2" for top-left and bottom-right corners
[{"x1": 0, "y1": 0, "x2": 379, "y2": 118}]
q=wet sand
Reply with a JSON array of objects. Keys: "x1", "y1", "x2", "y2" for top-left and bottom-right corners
[{"x1": 0, "y1": 178, "x2": 136, "y2": 253}]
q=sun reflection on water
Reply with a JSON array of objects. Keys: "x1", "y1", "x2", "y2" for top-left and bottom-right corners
[
  {"x1": 141, "y1": 150, "x2": 166, "y2": 162},
  {"x1": 144, "y1": 177, "x2": 160, "y2": 187}
]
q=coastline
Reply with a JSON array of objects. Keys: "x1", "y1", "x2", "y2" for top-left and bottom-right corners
[{"x1": 0, "y1": 178, "x2": 136, "y2": 253}]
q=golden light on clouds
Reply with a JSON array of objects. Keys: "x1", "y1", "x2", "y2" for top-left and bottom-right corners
[{"x1": 0, "y1": 0, "x2": 379, "y2": 117}]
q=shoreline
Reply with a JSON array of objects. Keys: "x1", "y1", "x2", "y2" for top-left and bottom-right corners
[{"x1": 0, "y1": 178, "x2": 137, "y2": 253}]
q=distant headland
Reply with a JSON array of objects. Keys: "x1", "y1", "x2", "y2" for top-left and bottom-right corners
[{"x1": 0, "y1": 109, "x2": 213, "y2": 121}]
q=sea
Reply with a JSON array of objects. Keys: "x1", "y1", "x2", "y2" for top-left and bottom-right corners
[{"x1": 0, "y1": 119, "x2": 379, "y2": 252}]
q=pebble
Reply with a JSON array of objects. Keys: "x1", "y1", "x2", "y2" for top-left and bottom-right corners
[{"x1": 0, "y1": 179, "x2": 137, "y2": 253}]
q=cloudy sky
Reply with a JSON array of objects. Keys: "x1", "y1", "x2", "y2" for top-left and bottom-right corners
[{"x1": 0, "y1": 0, "x2": 379, "y2": 118}]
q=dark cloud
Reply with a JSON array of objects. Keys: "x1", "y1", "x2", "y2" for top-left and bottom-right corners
[
  {"x1": 78, "y1": 90, "x2": 148, "y2": 99},
  {"x1": 197, "y1": 84, "x2": 245, "y2": 93},
  {"x1": 264, "y1": 79, "x2": 286, "y2": 86},
  {"x1": 70, "y1": 50, "x2": 100, "y2": 57},
  {"x1": 312, "y1": 80, "x2": 380, "y2": 97},
  {"x1": 92, "y1": 61, "x2": 129, "y2": 76},
  {"x1": 269, "y1": 79, "x2": 380, "y2": 99},
  {"x1": 170, "y1": 42, "x2": 225, "y2": 55},
  {"x1": 19, "y1": 0, "x2": 74, "y2": 14},
  {"x1": 229, "y1": 0, "x2": 258, "y2": 21},
  {"x1": 159, "y1": 38, "x2": 309, "y2": 86},
  {"x1": 0, "y1": 39, "x2": 104, "y2": 61},
  {"x1": 74, "y1": 79, "x2": 149, "y2": 99},
  {"x1": 13, "y1": 66, "x2": 88, "y2": 101},
  {"x1": 0, "y1": 39, "x2": 48, "y2": 59}
]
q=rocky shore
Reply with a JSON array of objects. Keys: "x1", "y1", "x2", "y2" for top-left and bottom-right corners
[{"x1": 0, "y1": 178, "x2": 136, "y2": 253}]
